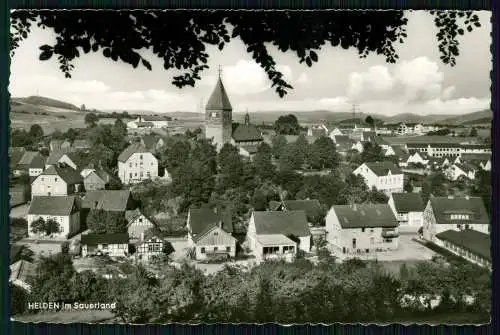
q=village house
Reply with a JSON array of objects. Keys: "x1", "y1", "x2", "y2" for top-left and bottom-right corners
[
  {"x1": 444, "y1": 163, "x2": 477, "y2": 181},
  {"x1": 328, "y1": 127, "x2": 344, "y2": 138},
  {"x1": 45, "y1": 149, "x2": 73, "y2": 169},
  {"x1": 427, "y1": 143, "x2": 462, "y2": 157},
  {"x1": 125, "y1": 208, "x2": 156, "y2": 240},
  {"x1": 134, "y1": 228, "x2": 167, "y2": 261},
  {"x1": 400, "y1": 151, "x2": 430, "y2": 168},
  {"x1": 80, "y1": 167, "x2": 115, "y2": 191},
  {"x1": 10, "y1": 260, "x2": 35, "y2": 292},
  {"x1": 330, "y1": 135, "x2": 354, "y2": 154},
  {"x1": 31, "y1": 163, "x2": 84, "y2": 198},
  {"x1": 388, "y1": 192, "x2": 425, "y2": 226},
  {"x1": 56, "y1": 151, "x2": 89, "y2": 171},
  {"x1": 239, "y1": 145, "x2": 260, "y2": 161},
  {"x1": 81, "y1": 233, "x2": 130, "y2": 257},
  {"x1": 457, "y1": 153, "x2": 492, "y2": 171},
  {"x1": 186, "y1": 207, "x2": 236, "y2": 260},
  {"x1": 435, "y1": 229, "x2": 491, "y2": 270},
  {"x1": 11, "y1": 151, "x2": 46, "y2": 177},
  {"x1": 81, "y1": 190, "x2": 135, "y2": 212},
  {"x1": 117, "y1": 143, "x2": 159, "y2": 185},
  {"x1": 231, "y1": 113, "x2": 264, "y2": 150},
  {"x1": 72, "y1": 139, "x2": 92, "y2": 151},
  {"x1": 49, "y1": 139, "x2": 64, "y2": 152},
  {"x1": 351, "y1": 140, "x2": 366, "y2": 153},
  {"x1": 372, "y1": 136, "x2": 391, "y2": 150},
  {"x1": 10, "y1": 147, "x2": 27, "y2": 175},
  {"x1": 268, "y1": 199, "x2": 324, "y2": 226},
  {"x1": 397, "y1": 123, "x2": 409, "y2": 135},
  {"x1": 428, "y1": 155, "x2": 454, "y2": 170},
  {"x1": 140, "y1": 134, "x2": 165, "y2": 153},
  {"x1": 459, "y1": 144, "x2": 491, "y2": 155},
  {"x1": 127, "y1": 120, "x2": 155, "y2": 135},
  {"x1": 246, "y1": 210, "x2": 311, "y2": 262},
  {"x1": 422, "y1": 195, "x2": 490, "y2": 242},
  {"x1": 27, "y1": 195, "x2": 80, "y2": 239},
  {"x1": 324, "y1": 203, "x2": 399, "y2": 255},
  {"x1": 353, "y1": 161, "x2": 404, "y2": 195},
  {"x1": 307, "y1": 124, "x2": 329, "y2": 138}
]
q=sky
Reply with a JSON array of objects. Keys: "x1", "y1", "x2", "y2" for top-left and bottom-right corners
[{"x1": 9, "y1": 10, "x2": 492, "y2": 116}]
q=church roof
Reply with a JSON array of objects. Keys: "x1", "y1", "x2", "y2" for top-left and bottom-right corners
[
  {"x1": 206, "y1": 77, "x2": 232, "y2": 111},
  {"x1": 232, "y1": 123, "x2": 263, "y2": 142}
]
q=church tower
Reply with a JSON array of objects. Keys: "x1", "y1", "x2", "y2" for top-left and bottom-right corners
[{"x1": 204, "y1": 67, "x2": 233, "y2": 150}]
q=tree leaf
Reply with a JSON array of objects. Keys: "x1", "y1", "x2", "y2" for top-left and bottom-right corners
[
  {"x1": 39, "y1": 50, "x2": 53, "y2": 61},
  {"x1": 310, "y1": 50, "x2": 318, "y2": 62},
  {"x1": 142, "y1": 58, "x2": 152, "y2": 70}
]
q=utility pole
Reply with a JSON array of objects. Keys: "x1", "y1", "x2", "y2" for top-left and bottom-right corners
[{"x1": 352, "y1": 103, "x2": 357, "y2": 128}]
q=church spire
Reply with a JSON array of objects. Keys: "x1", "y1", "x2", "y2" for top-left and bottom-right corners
[
  {"x1": 205, "y1": 66, "x2": 232, "y2": 111},
  {"x1": 244, "y1": 109, "x2": 250, "y2": 125}
]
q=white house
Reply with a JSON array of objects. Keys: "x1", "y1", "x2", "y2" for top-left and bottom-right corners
[
  {"x1": 307, "y1": 124, "x2": 329, "y2": 138},
  {"x1": 444, "y1": 163, "x2": 477, "y2": 181},
  {"x1": 117, "y1": 143, "x2": 159, "y2": 185},
  {"x1": 12, "y1": 151, "x2": 46, "y2": 177},
  {"x1": 246, "y1": 210, "x2": 311, "y2": 262},
  {"x1": 329, "y1": 128, "x2": 344, "y2": 139},
  {"x1": 435, "y1": 229, "x2": 491, "y2": 270},
  {"x1": 81, "y1": 233, "x2": 130, "y2": 257},
  {"x1": 459, "y1": 144, "x2": 492, "y2": 155},
  {"x1": 31, "y1": 164, "x2": 84, "y2": 198},
  {"x1": 324, "y1": 204, "x2": 399, "y2": 255},
  {"x1": 135, "y1": 229, "x2": 167, "y2": 262},
  {"x1": 27, "y1": 195, "x2": 80, "y2": 239},
  {"x1": 125, "y1": 208, "x2": 156, "y2": 240},
  {"x1": 397, "y1": 123, "x2": 409, "y2": 135},
  {"x1": 458, "y1": 153, "x2": 492, "y2": 171},
  {"x1": 422, "y1": 196, "x2": 490, "y2": 242},
  {"x1": 388, "y1": 192, "x2": 425, "y2": 226},
  {"x1": 186, "y1": 207, "x2": 236, "y2": 260},
  {"x1": 406, "y1": 151, "x2": 430, "y2": 167},
  {"x1": 353, "y1": 161, "x2": 404, "y2": 195}
]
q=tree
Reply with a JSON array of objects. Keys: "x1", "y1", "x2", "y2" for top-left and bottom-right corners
[
  {"x1": 65, "y1": 128, "x2": 78, "y2": 142},
  {"x1": 404, "y1": 179, "x2": 414, "y2": 193},
  {"x1": 338, "y1": 173, "x2": 369, "y2": 204},
  {"x1": 469, "y1": 127, "x2": 478, "y2": 137},
  {"x1": 271, "y1": 135, "x2": 288, "y2": 159},
  {"x1": 29, "y1": 124, "x2": 44, "y2": 141},
  {"x1": 84, "y1": 112, "x2": 99, "y2": 127},
  {"x1": 366, "y1": 187, "x2": 389, "y2": 204},
  {"x1": 218, "y1": 144, "x2": 245, "y2": 189},
  {"x1": 163, "y1": 241, "x2": 175, "y2": 256},
  {"x1": 274, "y1": 114, "x2": 300, "y2": 135},
  {"x1": 87, "y1": 209, "x2": 128, "y2": 234},
  {"x1": 309, "y1": 136, "x2": 340, "y2": 170},
  {"x1": 11, "y1": 11, "x2": 481, "y2": 97},
  {"x1": 61, "y1": 241, "x2": 70, "y2": 254},
  {"x1": 365, "y1": 116, "x2": 375, "y2": 129},
  {"x1": 30, "y1": 217, "x2": 46, "y2": 235},
  {"x1": 81, "y1": 104, "x2": 86, "y2": 111},
  {"x1": 253, "y1": 142, "x2": 275, "y2": 180},
  {"x1": 10, "y1": 284, "x2": 29, "y2": 315},
  {"x1": 360, "y1": 142, "x2": 385, "y2": 163}
]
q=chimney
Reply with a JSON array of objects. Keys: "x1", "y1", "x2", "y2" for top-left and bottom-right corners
[{"x1": 218, "y1": 220, "x2": 223, "y2": 228}]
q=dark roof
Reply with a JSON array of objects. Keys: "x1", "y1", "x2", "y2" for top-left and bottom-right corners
[
  {"x1": 454, "y1": 163, "x2": 476, "y2": 173},
  {"x1": 10, "y1": 147, "x2": 27, "y2": 169},
  {"x1": 460, "y1": 153, "x2": 491, "y2": 162},
  {"x1": 118, "y1": 143, "x2": 151, "y2": 162},
  {"x1": 333, "y1": 135, "x2": 350, "y2": 144},
  {"x1": 460, "y1": 144, "x2": 490, "y2": 149},
  {"x1": 436, "y1": 229, "x2": 491, "y2": 261},
  {"x1": 406, "y1": 143, "x2": 430, "y2": 148},
  {"x1": 16, "y1": 152, "x2": 45, "y2": 170},
  {"x1": 28, "y1": 196, "x2": 78, "y2": 216},
  {"x1": 430, "y1": 143, "x2": 461, "y2": 148},
  {"x1": 373, "y1": 136, "x2": 390, "y2": 145},
  {"x1": 332, "y1": 204, "x2": 398, "y2": 229},
  {"x1": 46, "y1": 149, "x2": 71, "y2": 165},
  {"x1": 429, "y1": 196, "x2": 489, "y2": 225},
  {"x1": 282, "y1": 200, "x2": 323, "y2": 218},
  {"x1": 232, "y1": 123, "x2": 263, "y2": 142},
  {"x1": 142, "y1": 115, "x2": 170, "y2": 122},
  {"x1": 81, "y1": 233, "x2": 129, "y2": 245},
  {"x1": 125, "y1": 208, "x2": 147, "y2": 224},
  {"x1": 65, "y1": 151, "x2": 89, "y2": 170},
  {"x1": 365, "y1": 161, "x2": 403, "y2": 176},
  {"x1": 206, "y1": 77, "x2": 232, "y2": 111},
  {"x1": 93, "y1": 168, "x2": 114, "y2": 183},
  {"x1": 41, "y1": 165, "x2": 83, "y2": 185},
  {"x1": 82, "y1": 190, "x2": 132, "y2": 212},
  {"x1": 391, "y1": 146, "x2": 408, "y2": 157},
  {"x1": 363, "y1": 131, "x2": 377, "y2": 141},
  {"x1": 268, "y1": 200, "x2": 282, "y2": 211},
  {"x1": 252, "y1": 210, "x2": 310, "y2": 236},
  {"x1": 141, "y1": 135, "x2": 160, "y2": 150},
  {"x1": 10, "y1": 244, "x2": 24, "y2": 264},
  {"x1": 188, "y1": 207, "x2": 233, "y2": 235},
  {"x1": 391, "y1": 193, "x2": 425, "y2": 213}
]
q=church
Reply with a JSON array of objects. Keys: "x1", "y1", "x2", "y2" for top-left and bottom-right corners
[{"x1": 204, "y1": 73, "x2": 264, "y2": 157}]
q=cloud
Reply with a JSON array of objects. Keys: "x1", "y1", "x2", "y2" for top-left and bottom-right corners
[
  {"x1": 296, "y1": 72, "x2": 311, "y2": 86},
  {"x1": 427, "y1": 97, "x2": 490, "y2": 112},
  {"x1": 441, "y1": 86, "x2": 456, "y2": 100},
  {"x1": 10, "y1": 75, "x2": 111, "y2": 96},
  {"x1": 347, "y1": 65, "x2": 394, "y2": 99}
]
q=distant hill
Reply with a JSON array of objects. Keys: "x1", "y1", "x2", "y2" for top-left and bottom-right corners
[
  {"x1": 12, "y1": 96, "x2": 80, "y2": 111},
  {"x1": 440, "y1": 109, "x2": 492, "y2": 126},
  {"x1": 383, "y1": 113, "x2": 453, "y2": 125}
]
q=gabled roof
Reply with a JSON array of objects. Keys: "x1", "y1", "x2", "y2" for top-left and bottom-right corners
[
  {"x1": 391, "y1": 193, "x2": 425, "y2": 213},
  {"x1": 193, "y1": 225, "x2": 237, "y2": 244},
  {"x1": 10, "y1": 147, "x2": 27, "y2": 169},
  {"x1": 373, "y1": 136, "x2": 390, "y2": 145},
  {"x1": 232, "y1": 123, "x2": 263, "y2": 142},
  {"x1": 333, "y1": 135, "x2": 350, "y2": 144},
  {"x1": 72, "y1": 139, "x2": 91, "y2": 148},
  {"x1": 118, "y1": 143, "x2": 153, "y2": 162},
  {"x1": 362, "y1": 131, "x2": 377, "y2": 141},
  {"x1": 282, "y1": 199, "x2": 323, "y2": 219},
  {"x1": 28, "y1": 195, "x2": 79, "y2": 216},
  {"x1": 240, "y1": 145, "x2": 259, "y2": 155},
  {"x1": 429, "y1": 196, "x2": 489, "y2": 225},
  {"x1": 252, "y1": 210, "x2": 310, "y2": 237},
  {"x1": 268, "y1": 200, "x2": 282, "y2": 211},
  {"x1": 81, "y1": 233, "x2": 129, "y2": 245},
  {"x1": 188, "y1": 207, "x2": 233, "y2": 235},
  {"x1": 206, "y1": 77, "x2": 232, "y2": 111},
  {"x1": 46, "y1": 149, "x2": 71, "y2": 165},
  {"x1": 391, "y1": 146, "x2": 408, "y2": 158},
  {"x1": 331, "y1": 204, "x2": 398, "y2": 229},
  {"x1": 141, "y1": 135, "x2": 160, "y2": 150},
  {"x1": 16, "y1": 151, "x2": 46, "y2": 170},
  {"x1": 64, "y1": 151, "x2": 89, "y2": 170},
  {"x1": 41, "y1": 165, "x2": 83, "y2": 185},
  {"x1": 460, "y1": 153, "x2": 491, "y2": 162},
  {"x1": 436, "y1": 229, "x2": 491, "y2": 261},
  {"x1": 10, "y1": 260, "x2": 35, "y2": 284},
  {"x1": 364, "y1": 161, "x2": 403, "y2": 176},
  {"x1": 454, "y1": 163, "x2": 476, "y2": 173},
  {"x1": 82, "y1": 190, "x2": 133, "y2": 212},
  {"x1": 125, "y1": 208, "x2": 153, "y2": 227}
]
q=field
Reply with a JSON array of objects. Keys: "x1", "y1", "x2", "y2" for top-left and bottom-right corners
[{"x1": 10, "y1": 107, "x2": 88, "y2": 133}]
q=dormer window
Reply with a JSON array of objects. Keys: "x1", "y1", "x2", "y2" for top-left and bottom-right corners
[
  {"x1": 55, "y1": 177, "x2": 58, "y2": 182},
  {"x1": 140, "y1": 155, "x2": 143, "y2": 160},
  {"x1": 211, "y1": 112, "x2": 218, "y2": 118}
]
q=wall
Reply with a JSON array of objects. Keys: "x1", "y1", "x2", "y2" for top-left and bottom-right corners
[
  {"x1": 339, "y1": 227, "x2": 399, "y2": 254},
  {"x1": 118, "y1": 152, "x2": 158, "y2": 184},
  {"x1": 128, "y1": 215, "x2": 155, "y2": 239},
  {"x1": 195, "y1": 244, "x2": 236, "y2": 260},
  {"x1": 27, "y1": 212, "x2": 79, "y2": 239},
  {"x1": 31, "y1": 175, "x2": 68, "y2": 198},
  {"x1": 408, "y1": 211, "x2": 424, "y2": 226},
  {"x1": 29, "y1": 168, "x2": 44, "y2": 177},
  {"x1": 84, "y1": 172, "x2": 106, "y2": 191}
]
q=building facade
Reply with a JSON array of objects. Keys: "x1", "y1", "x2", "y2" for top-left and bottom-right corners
[
  {"x1": 353, "y1": 161, "x2": 404, "y2": 195},
  {"x1": 117, "y1": 144, "x2": 159, "y2": 185}
]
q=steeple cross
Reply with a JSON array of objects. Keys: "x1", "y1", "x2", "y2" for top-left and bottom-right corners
[{"x1": 218, "y1": 65, "x2": 223, "y2": 78}]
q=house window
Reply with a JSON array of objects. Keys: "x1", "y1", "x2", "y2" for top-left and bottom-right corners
[
  {"x1": 365, "y1": 249, "x2": 369, "y2": 253},
  {"x1": 361, "y1": 228, "x2": 365, "y2": 233},
  {"x1": 135, "y1": 173, "x2": 138, "y2": 177},
  {"x1": 140, "y1": 172, "x2": 143, "y2": 177},
  {"x1": 213, "y1": 232, "x2": 218, "y2": 236},
  {"x1": 226, "y1": 247, "x2": 231, "y2": 252},
  {"x1": 129, "y1": 163, "x2": 132, "y2": 167},
  {"x1": 102, "y1": 244, "x2": 108, "y2": 249},
  {"x1": 465, "y1": 224, "x2": 470, "y2": 230},
  {"x1": 148, "y1": 244, "x2": 160, "y2": 252},
  {"x1": 457, "y1": 224, "x2": 462, "y2": 229},
  {"x1": 147, "y1": 172, "x2": 151, "y2": 177},
  {"x1": 55, "y1": 177, "x2": 58, "y2": 182},
  {"x1": 139, "y1": 218, "x2": 143, "y2": 223},
  {"x1": 370, "y1": 229, "x2": 374, "y2": 233},
  {"x1": 140, "y1": 155, "x2": 143, "y2": 160},
  {"x1": 370, "y1": 237, "x2": 374, "y2": 245},
  {"x1": 201, "y1": 247, "x2": 205, "y2": 254},
  {"x1": 48, "y1": 192, "x2": 51, "y2": 196},
  {"x1": 214, "y1": 247, "x2": 218, "y2": 251},
  {"x1": 129, "y1": 173, "x2": 132, "y2": 178}
]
